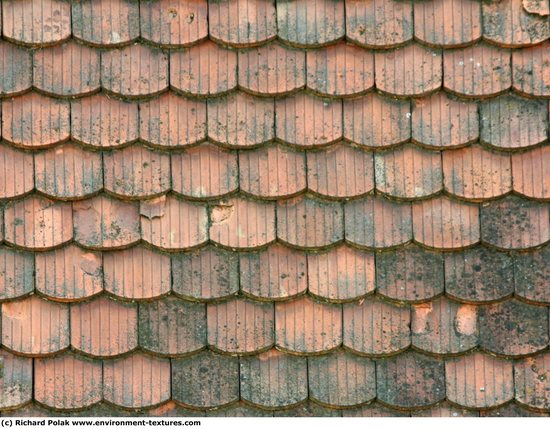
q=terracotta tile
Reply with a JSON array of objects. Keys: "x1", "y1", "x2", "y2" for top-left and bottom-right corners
[
  {"x1": 412, "y1": 402, "x2": 479, "y2": 417},
  {"x1": 0, "y1": 42, "x2": 32, "y2": 96},
  {"x1": 209, "y1": 197, "x2": 275, "y2": 249},
  {"x1": 2, "y1": 92, "x2": 69, "y2": 148},
  {"x1": 35, "y1": 144, "x2": 103, "y2": 200},
  {"x1": 33, "y1": 42, "x2": 100, "y2": 97},
  {"x1": 71, "y1": 94, "x2": 139, "y2": 148},
  {"x1": 73, "y1": 195, "x2": 140, "y2": 249},
  {"x1": 307, "y1": 245, "x2": 375, "y2": 302},
  {"x1": 139, "y1": 297, "x2": 206, "y2": 356},
  {"x1": 101, "y1": 44, "x2": 168, "y2": 98},
  {"x1": 412, "y1": 297, "x2": 478, "y2": 355},
  {"x1": 172, "y1": 246, "x2": 239, "y2": 300},
  {"x1": 308, "y1": 349, "x2": 375, "y2": 407},
  {"x1": 414, "y1": 0, "x2": 482, "y2": 47},
  {"x1": 0, "y1": 144, "x2": 34, "y2": 199},
  {"x1": 239, "y1": 243, "x2": 307, "y2": 300},
  {"x1": 35, "y1": 354, "x2": 102, "y2": 410},
  {"x1": 72, "y1": 0, "x2": 140, "y2": 46},
  {"x1": 480, "y1": 196, "x2": 550, "y2": 249},
  {"x1": 343, "y1": 297, "x2": 410, "y2": 356},
  {"x1": 480, "y1": 96, "x2": 548, "y2": 149},
  {"x1": 512, "y1": 146, "x2": 550, "y2": 200},
  {"x1": 208, "y1": 404, "x2": 272, "y2": 417},
  {"x1": 446, "y1": 353, "x2": 513, "y2": 409},
  {"x1": 103, "y1": 247, "x2": 171, "y2": 299},
  {"x1": 172, "y1": 143, "x2": 238, "y2": 198},
  {"x1": 376, "y1": 245, "x2": 444, "y2": 302},
  {"x1": 276, "y1": 0, "x2": 344, "y2": 46},
  {"x1": 344, "y1": 196, "x2": 412, "y2": 248},
  {"x1": 140, "y1": 195, "x2": 208, "y2": 250},
  {"x1": 0, "y1": 350, "x2": 32, "y2": 409},
  {"x1": 306, "y1": 43, "x2": 374, "y2": 97},
  {"x1": 2, "y1": 0, "x2": 71, "y2": 46},
  {"x1": 274, "y1": 402, "x2": 341, "y2": 417},
  {"x1": 140, "y1": 0, "x2": 208, "y2": 47},
  {"x1": 170, "y1": 41, "x2": 237, "y2": 96},
  {"x1": 479, "y1": 300, "x2": 549, "y2": 356},
  {"x1": 307, "y1": 144, "x2": 374, "y2": 198},
  {"x1": 209, "y1": 0, "x2": 276, "y2": 46},
  {"x1": 207, "y1": 93, "x2": 274, "y2": 147},
  {"x1": 1, "y1": 296, "x2": 69, "y2": 355},
  {"x1": 345, "y1": 0, "x2": 413, "y2": 47},
  {"x1": 4, "y1": 195, "x2": 72, "y2": 250},
  {"x1": 412, "y1": 196, "x2": 480, "y2": 249},
  {"x1": 377, "y1": 351, "x2": 445, "y2": 409},
  {"x1": 522, "y1": 0, "x2": 550, "y2": 15},
  {"x1": 443, "y1": 44, "x2": 512, "y2": 97},
  {"x1": 240, "y1": 349, "x2": 307, "y2": 409},
  {"x1": 70, "y1": 296, "x2": 137, "y2": 357},
  {"x1": 207, "y1": 298, "x2": 274, "y2": 354},
  {"x1": 146, "y1": 402, "x2": 205, "y2": 417},
  {"x1": 277, "y1": 196, "x2": 343, "y2": 248},
  {"x1": 103, "y1": 354, "x2": 171, "y2": 409},
  {"x1": 343, "y1": 93, "x2": 411, "y2": 148},
  {"x1": 375, "y1": 145, "x2": 443, "y2": 199},
  {"x1": 103, "y1": 145, "x2": 170, "y2": 198},
  {"x1": 480, "y1": 402, "x2": 549, "y2": 417},
  {"x1": 512, "y1": 41, "x2": 550, "y2": 96},
  {"x1": 482, "y1": 0, "x2": 550, "y2": 47},
  {"x1": 343, "y1": 403, "x2": 410, "y2": 417},
  {"x1": 276, "y1": 93, "x2": 342, "y2": 146},
  {"x1": 240, "y1": 144, "x2": 305, "y2": 199},
  {"x1": 515, "y1": 353, "x2": 550, "y2": 410},
  {"x1": 275, "y1": 296, "x2": 342, "y2": 354},
  {"x1": 514, "y1": 246, "x2": 550, "y2": 304},
  {"x1": 35, "y1": 245, "x2": 103, "y2": 301},
  {"x1": 411, "y1": 92, "x2": 478, "y2": 148},
  {"x1": 445, "y1": 247, "x2": 514, "y2": 302},
  {"x1": 375, "y1": 44, "x2": 442, "y2": 97},
  {"x1": 0, "y1": 404, "x2": 65, "y2": 417},
  {"x1": 0, "y1": 247, "x2": 34, "y2": 300},
  {"x1": 172, "y1": 351, "x2": 239, "y2": 409},
  {"x1": 443, "y1": 145, "x2": 512, "y2": 200}
]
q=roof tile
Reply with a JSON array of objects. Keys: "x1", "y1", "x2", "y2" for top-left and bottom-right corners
[
  {"x1": 0, "y1": 246, "x2": 34, "y2": 300},
  {"x1": 275, "y1": 402, "x2": 341, "y2": 417},
  {"x1": 514, "y1": 246, "x2": 550, "y2": 304},
  {"x1": 208, "y1": 404, "x2": 270, "y2": 417},
  {"x1": 342, "y1": 403, "x2": 411, "y2": 417},
  {"x1": 0, "y1": 350, "x2": 32, "y2": 410},
  {"x1": 512, "y1": 41, "x2": 550, "y2": 96},
  {"x1": 515, "y1": 353, "x2": 550, "y2": 410},
  {"x1": 480, "y1": 402, "x2": 549, "y2": 417},
  {"x1": 522, "y1": 0, "x2": 550, "y2": 15},
  {"x1": 0, "y1": 144, "x2": 34, "y2": 199},
  {"x1": 411, "y1": 402, "x2": 479, "y2": 417},
  {"x1": 512, "y1": 146, "x2": 550, "y2": 200},
  {"x1": 0, "y1": 42, "x2": 32, "y2": 96}
]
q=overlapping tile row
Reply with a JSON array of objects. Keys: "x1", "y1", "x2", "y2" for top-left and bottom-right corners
[{"x1": 1, "y1": 0, "x2": 550, "y2": 418}]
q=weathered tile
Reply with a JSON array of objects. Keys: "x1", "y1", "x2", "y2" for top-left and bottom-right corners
[
  {"x1": 0, "y1": 144, "x2": 34, "y2": 199},
  {"x1": 514, "y1": 246, "x2": 550, "y2": 304},
  {"x1": 515, "y1": 353, "x2": 550, "y2": 410},
  {"x1": 0, "y1": 246, "x2": 34, "y2": 301},
  {"x1": 512, "y1": 41, "x2": 550, "y2": 96},
  {"x1": 512, "y1": 146, "x2": 550, "y2": 200},
  {"x1": 0, "y1": 350, "x2": 33, "y2": 410},
  {"x1": 0, "y1": 42, "x2": 32, "y2": 96}
]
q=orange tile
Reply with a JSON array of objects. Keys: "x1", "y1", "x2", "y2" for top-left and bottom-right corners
[
  {"x1": 512, "y1": 146, "x2": 550, "y2": 199},
  {"x1": 71, "y1": 94, "x2": 139, "y2": 148},
  {"x1": 35, "y1": 144, "x2": 103, "y2": 199},
  {"x1": 512, "y1": 41, "x2": 550, "y2": 96},
  {"x1": 0, "y1": 350, "x2": 32, "y2": 409},
  {"x1": 445, "y1": 353, "x2": 513, "y2": 409},
  {"x1": 0, "y1": 247, "x2": 34, "y2": 300},
  {"x1": 522, "y1": 0, "x2": 550, "y2": 15},
  {"x1": 345, "y1": 0, "x2": 413, "y2": 48},
  {"x1": 343, "y1": 93, "x2": 411, "y2": 147},
  {"x1": 240, "y1": 144, "x2": 305, "y2": 199},
  {"x1": 515, "y1": 353, "x2": 550, "y2": 410},
  {"x1": 207, "y1": 298, "x2": 274, "y2": 354},
  {"x1": 172, "y1": 351, "x2": 239, "y2": 409},
  {"x1": 277, "y1": 196, "x2": 344, "y2": 248},
  {"x1": 344, "y1": 196, "x2": 412, "y2": 248},
  {"x1": 0, "y1": 42, "x2": 32, "y2": 96},
  {"x1": 170, "y1": 41, "x2": 237, "y2": 96},
  {"x1": 139, "y1": 297, "x2": 206, "y2": 356},
  {"x1": 35, "y1": 245, "x2": 103, "y2": 301},
  {"x1": 306, "y1": 43, "x2": 374, "y2": 96},
  {"x1": 275, "y1": 296, "x2": 342, "y2": 354},
  {"x1": 412, "y1": 402, "x2": 479, "y2": 417},
  {"x1": 240, "y1": 349, "x2": 307, "y2": 408},
  {"x1": 70, "y1": 296, "x2": 137, "y2": 357},
  {"x1": 307, "y1": 245, "x2": 375, "y2": 302},
  {"x1": 376, "y1": 245, "x2": 444, "y2": 302},
  {"x1": 101, "y1": 44, "x2": 168, "y2": 97},
  {"x1": 514, "y1": 246, "x2": 550, "y2": 304},
  {"x1": 2, "y1": 92, "x2": 70, "y2": 148},
  {"x1": 443, "y1": 44, "x2": 511, "y2": 97},
  {"x1": 4, "y1": 195, "x2": 73, "y2": 250},
  {"x1": 35, "y1": 354, "x2": 102, "y2": 410},
  {"x1": 308, "y1": 349, "x2": 375, "y2": 407},
  {"x1": 73, "y1": 195, "x2": 140, "y2": 249},
  {"x1": 343, "y1": 297, "x2": 410, "y2": 356},
  {"x1": 343, "y1": 403, "x2": 410, "y2": 417},
  {"x1": 103, "y1": 354, "x2": 171, "y2": 409},
  {"x1": 140, "y1": 0, "x2": 208, "y2": 47},
  {"x1": 0, "y1": 144, "x2": 34, "y2": 199},
  {"x1": 307, "y1": 144, "x2": 374, "y2": 198},
  {"x1": 1, "y1": 296, "x2": 69, "y2": 355},
  {"x1": 239, "y1": 243, "x2": 307, "y2": 300},
  {"x1": 375, "y1": 44, "x2": 442, "y2": 96},
  {"x1": 103, "y1": 145, "x2": 170, "y2": 198},
  {"x1": 412, "y1": 196, "x2": 480, "y2": 249}
]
